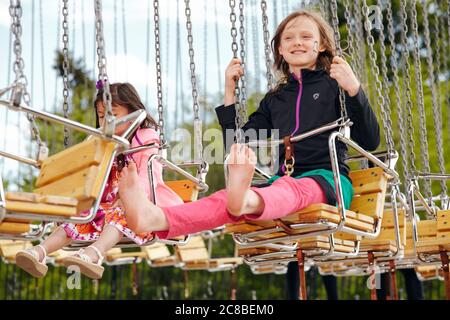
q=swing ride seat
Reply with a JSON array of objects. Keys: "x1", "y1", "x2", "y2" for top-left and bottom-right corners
[
  {"x1": 105, "y1": 247, "x2": 147, "y2": 262},
  {"x1": 250, "y1": 263, "x2": 288, "y2": 275},
  {"x1": 415, "y1": 265, "x2": 444, "y2": 281},
  {"x1": 141, "y1": 242, "x2": 180, "y2": 267},
  {"x1": 0, "y1": 239, "x2": 32, "y2": 264},
  {"x1": 415, "y1": 211, "x2": 450, "y2": 254},
  {"x1": 3, "y1": 136, "x2": 117, "y2": 220},
  {"x1": 174, "y1": 236, "x2": 243, "y2": 271},
  {"x1": 344, "y1": 208, "x2": 406, "y2": 257},
  {"x1": 236, "y1": 235, "x2": 358, "y2": 266},
  {"x1": 164, "y1": 180, "x2": 200, "y2": 203},
  {"x1": 226, "y1": 167, "x2": 388, "y2": 249},
  {"x1": 315, "y1": 212, "x2": 406, "y2": 276}
]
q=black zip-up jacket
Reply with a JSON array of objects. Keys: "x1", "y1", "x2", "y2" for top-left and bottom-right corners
[{"x1": 215, "y1": 68, "x2": 380, "y2": 205}]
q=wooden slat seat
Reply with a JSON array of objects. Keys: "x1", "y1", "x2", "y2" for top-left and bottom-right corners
[
  {"x1": 175, "y1": 236, "x2": 242, "y2": 270},
  {"x1": 141, "y1": 242, "x2": 179, "y2": 267},
  {"x1": 0, "y1": 240, "x2": 32, "y2": 263},
  {"x1": 415, "y1": 265, "x2": 443, "y2": 281},
  {"x1": 358, "y1": 209, "x2": 406, "y2": 253},
  {"x1": 0, "y1": 219, "x2": 31, "y2": 235},
  {"x1": 227, "y1": 168, "x2": 388, "y2": 255},
  {"x1": 4, "y1": 137, "x2": 116, "y2": 219},
  {"x1": 165, "y1": 180, "x2": 199, "y2": 203},
  {"x1": 404, "y1": 220, "x2": 437, "y2": 258},
  {"x1": 105, "y1": 248, "x2": 147, "y2": 262},
  {"x1": 416, "y1": 211, "x2": 450, "y2": 254}
]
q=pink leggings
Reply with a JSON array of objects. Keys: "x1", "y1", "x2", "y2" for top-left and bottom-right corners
[{"x1": 155, "y1": 176, "x2": 327, "y2": 239}]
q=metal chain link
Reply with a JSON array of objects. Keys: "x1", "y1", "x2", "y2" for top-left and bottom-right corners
[
  {"x1": 409, "y1": 0, "x2": 432, "y2": 198},
  {"x1": 374, "y1": 0, "x2": 395, "y2": 154},
  {"x1": 94, "y1": 0, "x2": 113, "y2": 136},
  {"x1": 9, "y1": 0, "x2": 44, "y2": 152},
  {"x1": 399, "y1": 0, "x2": 417, "y2": 175},
  {"x1": 445, "y1": 1, "x2": 450, "y2": 147},
  {"x1": 251, "y1": 0, "x2": 261, "y2": 93},
  {"x1": 353, "y1": 0, "x2": 368, "y2": 90},
  {"x1": 229, "y1": 0, "x2": 244, "y2": 143},
  {"x1": 153, "y1": 0, "x2": 165, "y2": 145},
  {"x1": 184, "y1": 0, "x2": 200, "y2": 122},
  {"x1": 386, "y1": 0, "x2": 409, "y2": 181},
  {"x1": 330, "y1": 0, "x2": 348, "y2": 120},
  {"x1": 238, "y1": 0, "x2": 248, "y2": 122},
  {"x1": 62, "y1": 0, "x2": 70, "y2": 147},
  {"x1": 260, "y1": 0, "x2": 274, "y2": 91},
  {"x1": 420, "y1": 0, "x2": 447, "y2": 195},
  {"x1": 184, "y1": 0, "x2": 203, "y2": 162},
  {"x1": 360, "y1": 0, "x2": 394, "y2": 154},
  {"x1": 342, "y1": 0, "x2": 361, "y2": 80}
]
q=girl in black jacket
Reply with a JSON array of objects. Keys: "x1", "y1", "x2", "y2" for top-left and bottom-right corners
[{"x1": 118, "y1": 10, "x2": 380, "y2": 244}]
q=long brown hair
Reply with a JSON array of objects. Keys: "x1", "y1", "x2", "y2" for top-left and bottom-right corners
[
  {"x1": 94, "y1": 82, "x2": 158, "y2": 130},
  {"x1": 271, "y1": 10, "x2": 336, "y2": 86}
]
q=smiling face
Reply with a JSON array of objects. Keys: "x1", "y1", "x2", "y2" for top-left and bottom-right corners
[
  {"x1": 96, "y1": 102, "x2": 130, "y2": 136},
  {"x1": 278, "y1": 16, "x2": 324, "y2": 72}
]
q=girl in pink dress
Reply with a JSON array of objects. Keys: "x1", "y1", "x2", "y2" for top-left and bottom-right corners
[{"x1": 16, "y1": 83, "x2": 183, "y2": 279}]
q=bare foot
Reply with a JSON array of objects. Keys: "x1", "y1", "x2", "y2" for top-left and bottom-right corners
[
  {"x1": 226, "y1": 144, "x2": 257, "y2": 216},
  {"x1": 118, "y1": 162, "x2": 169, "y2": 233}
]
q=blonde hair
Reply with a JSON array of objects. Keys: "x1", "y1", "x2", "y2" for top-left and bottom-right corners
[{"x1": 271, "y1": 10, "x2": 336, "y2": 88}]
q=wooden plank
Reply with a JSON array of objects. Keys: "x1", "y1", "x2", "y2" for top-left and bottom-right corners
[
  {"x1": 0, "y1": 241, "x2": 32, "y2": 257},
  {"x1": 284, "y1": 211, "x2": 374, "y2": 232},
  {"x1": 176, "y1": 246, "x2": 209, "y2": 262},
  {"x1": 165, "y1": 180, "x2": 199, "y2": 202},
  {"x1": 349, "y1": 167, "x2": 388, "y2": 195},
  {"x1": 143, "y1": 243, "x2": 172, "y2": 260},
  {"x1": 406, "y1": 220, "x2": 437, "y2": 238},
  {"x1": 350, "y1": 192, "x2": 385, "y2": 219},
  {"x1": 6, "y1": 200, "x2": 78, "y2": 217},
  {"x1": 34, "y1": 166, "x2": 99, "y2": 200},
  {"x1": 36, "y1": 137, "x2": 105, "y2": 187},
  {"x1": 6, "y1": 192, "x2": 78, "y2": 207},
  {"x1": 381, "y1": 209, "x2": 406, "y2": 228},
  {"x1": 0, "y1": 222, "x2": 30, "y2": 235},
  {"x1": 437, "y1": 210, "x2": 450, "y2": 233},
  {"x1": 209, "y1": 257, "x2": 243, "y2": 267},
  {"x1": 106, "y1": 251, "x2": 147, "y2": 261}
]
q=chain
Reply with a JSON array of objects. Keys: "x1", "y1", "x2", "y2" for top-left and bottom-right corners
[
  {"x1": 185, "y1": 0, "x2": 203, "y2": 162},
  {"x1": 229, "y1": 0, "x2": 243, "y2": 143},
  {"x1": 386, "y1": 0, "x2": 409, "y2": 181},
  {"x1": 251, "y1": 0, "x2": 261, "y2": 92},
  {"x1": 94, "y1": 0, "x2": 113, "y2": 136},
  {"x1": 353, "y1": 0, "x2": 368, "y2": 90},
  {"x1": 214, "y1": 0, "x2": 222, "y2": 91},
  {"x1": 330, "y1": 0, "x2": 348, "y2": 120},
  {"x1": 409, "y1": 0, "x2": 432, "y2": 198},
  {"x1": 62, "y1": 0, "x2": 70, "y2": 147},
  {"x1": 184, "y1": 0, "x2": 200, "y2": 122},
  {"x1": 9, "y1": 0, "x2": 44, "y2": 152},
  {"x1": 399, "y1": 0, "x2": 416, "y2": 176},
  {"x1": 260, "y1": 0, "x2": 273, "y2": 90},
  {"x1": 375, "y1": 0, "x2": 395, "y2": 153},
  {"x1": 445, "y1": 1, "x2": 450, "y2": 147},
  {"x1": 153, "y1": 0, "x2": 165, "y2": 144},
  {"x1": 342, "y1": 0, "x2": 360, "y2": 80},
  {"x1": 421, "y1": 0, "x2": 447, "y2": 196},
  {"x1": 238, "y1": 0, "x2": 248, "y2": 122}
]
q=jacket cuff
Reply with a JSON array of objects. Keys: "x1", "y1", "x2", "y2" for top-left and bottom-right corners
[
  {"x1": 215, "y1": 104, "x2": 237, "y2": 126},
  {"x1": 345, "y1": 86, "x2": 366, "y2": 111}
]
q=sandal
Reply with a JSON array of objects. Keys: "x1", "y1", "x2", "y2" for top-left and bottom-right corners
[
  {"x1": 16, "y1": 245, "x2": 48, "y2": 278},
  {"x1": 62, "y1": 245, "x2": 105, "y2": 279}
]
